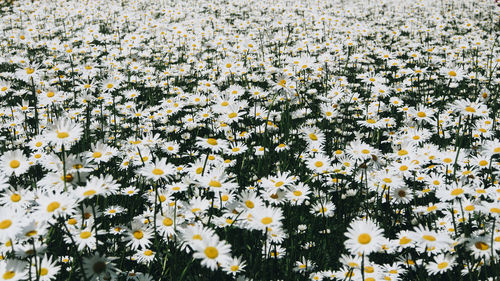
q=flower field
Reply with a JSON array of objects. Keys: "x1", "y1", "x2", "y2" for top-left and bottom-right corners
[{"x1": 0, "y1": 0, "x2": 499, "y2": 280}]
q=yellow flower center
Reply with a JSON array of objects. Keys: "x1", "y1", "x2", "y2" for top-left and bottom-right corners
[
  {"x1": 57, "y1": 131, "x2": 69, "y2": 139},
  {"x1": 92, "y1": 152, "x2": 102, "y2": 158},
  {"x1": 465, "y1": 106, "x2": 475, "y2": 113},
  {"x1": 209, "y1": 180, "x2": 222, "y2": 188},
  {"x1": 437, "y1": 262, "x2": 448, "y2": 269},
  {"x1": 152, "y1": 168, "x2": 164, "y2": 175},
  {"x1": 309, "y1": 133, "x2": 318, "y2": 140},
  {"x1": 230, "y1": 265, "x2": 239, "y2": 272},
  {"x1": 9, "y1": 160, "x2": 20, "y2": 169},
  {"x1": 228, "y1": 112, "x2": 237, "y2": 118},
  {"x1": 475, "y1": 242, "x2": 489, "y2": 250},
  {"x1": 358, "y1": 233, "x2": 371, "y2": 244},
  {"x1": 204, "y1": 246, "x2": 218, "y2": 259},
  {"x1": 0, "y1": 220, "x2": 12, "y2": 229},
  {"x1": 3, "y1": 271, "x2": 15, "y2": 279},
  {"x1": 10, "y1": 194, "x2": 21, "y2": 202},
  {"x1": 163, "y1": 218, "x2": 173, "y2": 226},
  {"x1": 144, "y1": 250, "x2": 153, "y2": 256},
  {"x1": 366, "y1": 119, "x2": 376, "y2": 124},
  {"x1": 423, "y1": 235, "x2": 436, "y2": 241},
  {"x1": 245, "y1": 200, "x2": 254, "y2": 208},
  {"x1": 261, "y1": 217, "x2": 273, "y2": 225},
  {"x1": 399, "y1": 236, "x2": 411, "y2": 245},
  {"x1": 293, "y1": 190, "x2": 302, "y2": 196},
  {"x1": 448, "y1": 70, "x2": 457, "y2": 77},
  {"x1": 207, "y1": 138, "x2": 217, "y2": 145},
  {"x1": 83, "y1": 190, "x2": 96, "y2": 196},
  {"x1": 133, "y1": 230, "x2": 143, "y2": 239},
  {"x1": 80, "y1": 231, "x2": 92, "y2": 239},
  {"x1": 47, "y1": 202, "x2": 60, "y2": 212},
  {"x1": 417, "y1": 112, "x2": 426, "y2": 118}
]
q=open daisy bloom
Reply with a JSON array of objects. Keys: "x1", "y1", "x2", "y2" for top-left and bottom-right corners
[
  {"x1": 344, "y1": 219, "x2": 385, "y2": 255},
  {"x1": 45, "y1": 118, "x2": 83, "y2": 149}
]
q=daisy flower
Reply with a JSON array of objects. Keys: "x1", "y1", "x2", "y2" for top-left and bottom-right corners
[
  {"x1": 249, "y1": 205, "x2": 284, "y2": 232},
  {"x1": 0, "y1": 207, "x2": 21, "y2": 242},
  {"x1": 0, "y1": 260, "x2": 28, "y2": 281},
  {"x1": 344, "y1": 219, "x2": 385, "y2": 255},
  {"x1": 126, "y1": 221, "x2": 153, "y2": 250},
  {"x1": 221, "y1": 256, "x2": 246, "y2": 276},
  {"x1": 82, "y1": 253, "x2": 118, "y2": 281},
  {"x1": 31, "y1": 255, "x2": 61, "y2": 281},
  {"x1": 426, "y1": 254, "x2": 456, "y2": 275},
  {"x1": 139, "y1": 158, "x2": 176, "y2": 181},
  {"x1": 0, "y1": 150, "x2": 29, "y2": 176},
  {"x1": 192, "y1": 235, "x2": 232, "y2": 270},
  {"x1": 44, "y1": 118, "x2": 83, "y2": 148}
]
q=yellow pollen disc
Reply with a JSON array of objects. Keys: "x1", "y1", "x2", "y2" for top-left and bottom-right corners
[
  {"x1": 275, "y1": 181, "x2": 284, "y2": 187},
  {"x1": 209, "y1": 180, "x2": 222, "y2": 188},
  {"x1": 437, "y1": 262, "x2": 448, "y2": 269},
  {"x1": 315, "y1": 161, "x2": 323, "y2": 167},
  {"x1": 261, "y1": 217, "x2": 273, "y2": 225},
  {"x1": 490, "y1": 208, "x2": 500, "y2": 213},
  {"x1": 10, "y1": 194, "x2": 21, "y2": 202},
  {"x1": 465, "y1": 106, "x2": 475, "y2": 113},
  {"x1": 230, "y1": 265, "x2": 239, "y2": 272},
  {"x1": 80, "y1": 231, "x2": 92, "y2": 239},
  {"x1": 207, "y1": 138, "x2": 217, "y2": 145},
  {"x1": 9, "y1": 160, "x2": 20, "y2": 169},
  {"x1": 47, "y1": 92, "x2": 55, "y2": 97},
  {"x1": 204, "y1": 246, "x2": 218, "y2": 259},
  {"x1": 309, "y1": 133, "x2": 318, "y2": 140},
  {"x1": 133, "y1": 230, "x2": 143, "y2": 239},
  {"x1": 399, "y1": 236, "x2": 411, "y2": 244},
  {"x1": 26, "y1": 68, "x2": 35, "y2": 74},
  {"x1": 221, "y1": 101, "x2": 229, "y2": 106},
  {"x1": 163, "y1": 218, "x2": 173, "y2": 226},
  {"x1": 245, "y1": 200, "x2": 254, "y2": 208},
  {"x1": 192, "y1": 234, "x2": 202, "y2": 240},
  {"x1": 144, "y1": 250, "x2": 153, "y2": 256},
  {"x1": 83, "y1": 190, "x2": 96, "y2": 196},
  {"x1": 450, "y1": 189, "x2": 463, "y2": 196},
  {"x1": 26, "y1": 230, "x2": 37, "y2": 237},
  {"x1": 417, "y1": 112, "x2": 426, "y2": 118},
  {"x1": 293, "y1": 190, "x2": 302, "y2": 196},
  {"x1": 479, "y1": 160, "x2": 488, "y2": 166},
  {"x1": 422, "y1": 235, "x2": 436, "y2": 241},
  {"x1": 3, "y1": 271, "x2": 15, "y2": 279},
  {"x1": 57, "y1": 131, "x2": 69, "y2": 139},
  {"x1": 92, "y1": 152, "x2": 102, "y2": 158},
  {"x1": 47, "y1": 202, "x2": 60, "y2": 212},
  {"x1": 358, "y1": 233, "x2": 371, "y2": 244},
  {"x1": 399, "y1": 165, "x2": 408, "y2": 171},
  {"x1": 475, "y1": 242, "x2": 489, "y2": 250},
  {"x1": 228, "y1": 112, "x2": 237, "y2": 118},
  {"x1": 448, "y1": 70, "x2": 457, "y2": 77},
  {"x1": 68, "y1": 218, "x2": 77, "y2": 225},
  {"x1": 361, "y1": 149, "x2": 370, "y2": 154},
  {"x1": 0, "y1": 220, "x2": 12, "y2": 229},
  {"x1": 152, "y1": 168, "x2": 164, "y2": 175},
  {"x1": 366, "y1": 119, "x2": 376, "y2": 124},
  {"x1": 398, "y1": 150, "x2": 408, "y2": 156},
  {"x1": 196, "y1": 167, "x2": 203, "y2": 174}
]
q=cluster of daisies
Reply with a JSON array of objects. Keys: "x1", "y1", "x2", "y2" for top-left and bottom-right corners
[{"x1": 0, "y1": 0, "x2": 499, "y2": 280}]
